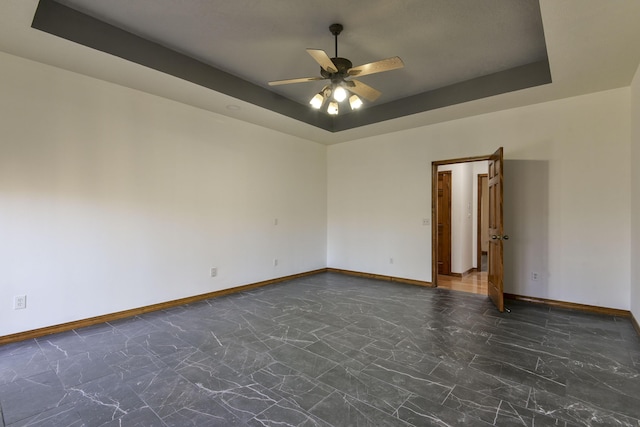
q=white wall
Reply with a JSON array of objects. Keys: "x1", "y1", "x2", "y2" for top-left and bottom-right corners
[
  {"x1": 1, "y1": 49, "x2": 636, "y2": 338},
  {"x1": 328, "y1": 88, "x2": 631, "y2": 310},
  {"x1": 0, "y1": 52, "x2": 327, "y2": 336},
  {"x1": 631, "y1": 63, "x2": 640, "y2": 321},
  {"x1": 471, "y1": 162, "x2": 488, "y2": 269}
]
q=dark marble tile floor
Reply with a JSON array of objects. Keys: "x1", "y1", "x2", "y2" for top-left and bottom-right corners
[{"x1": 1, "y1": 272, "x2": 639, "y2": 426}]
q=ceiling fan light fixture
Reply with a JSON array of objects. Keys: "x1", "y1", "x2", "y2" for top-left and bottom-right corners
[
  {"x1": 349, "y1": 94, "x2": 363, "y2": 110},
  {"x1": 327, "y1": 101, "x2": 339, "y2": 115},
  {"x1": 268, "y1": 24, "x2": 404, "y2": 116},
  {"x1": 333, "y1": 85, "x2": 347, "y2": 102},
  {"x1": 309, "y1": 93, "x2": 324, "y2": 109}
]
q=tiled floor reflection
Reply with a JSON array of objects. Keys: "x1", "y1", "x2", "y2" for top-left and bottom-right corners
[{"x1": 1, "y1": 272, "x2": 639, "y2": 426}]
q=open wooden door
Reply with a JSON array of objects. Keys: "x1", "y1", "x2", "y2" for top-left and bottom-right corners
[{"x1": 488, "y1": 147, "x2": 506, "y2": 312}]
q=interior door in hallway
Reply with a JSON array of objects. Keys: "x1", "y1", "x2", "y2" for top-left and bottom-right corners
[
  {"x1": 437, "y1": 171, "x2": 452, "y2": 275},
  {"x1": 477, "y1": 174, "x2": 489, "y2": 271},
  {"x1": 488, "y1": 147, "x2": 505, "y2": 312}
]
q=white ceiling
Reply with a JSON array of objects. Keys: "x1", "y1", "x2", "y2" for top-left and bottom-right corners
[{"x1": 1, "y1": 1, "x2": 640, "y2": 145}]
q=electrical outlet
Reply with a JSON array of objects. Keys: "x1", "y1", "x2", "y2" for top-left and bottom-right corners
[
  {"x1": 14, "y1": 295, "x2": 27, "y2": 310},
  {"x1": 390, "y1": 258, "x2": 394, "y2": 264},
  {"x1": 422, "y1": 218, "x2": 430, "y2": 226},
  {"x1": 273, "y1": 258, "x2": 278, "y2": 266},
  {"x1": 210, "y1": 267, "x2": 217, "y2": 277},
  {"x1": 531, "y1": 272, "x2": 539, "y2": 281}
]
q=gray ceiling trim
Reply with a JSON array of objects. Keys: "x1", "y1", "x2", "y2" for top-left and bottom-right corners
[
  {"x1": 31, "y1": 0, "x2": 334, "y2": 130},
  {"x1": 32, "y1": 0, "x2": 551, "y2": 133},
  {"x1": 333, "y1": 60, "x2": 551, "y2": 131}
]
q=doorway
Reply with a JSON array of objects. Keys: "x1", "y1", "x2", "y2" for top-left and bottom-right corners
[
  {"x1": 431, "y1": 148, "x2": 506, "y2": 311},
  {"x1": 434, "y1": 162, "x2": 488, "y2": 295}
]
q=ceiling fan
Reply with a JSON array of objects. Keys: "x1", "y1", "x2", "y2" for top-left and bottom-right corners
[{"x1": 268, "y1": 23, "x2": 404, "y2": 115}]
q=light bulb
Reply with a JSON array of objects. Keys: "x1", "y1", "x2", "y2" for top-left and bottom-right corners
[
  {"x1": 309, "y1": 93, "x2": 324, "y2": 109},
  {"x1": 327, "y1": 101, "x2": 339, "y2": 115},
  {"x1": 333, "y1": 86, "x2": 347, "y2": 102},
  {"x1": 349, "y1": 94, "x2": 363, "y2": 110}
]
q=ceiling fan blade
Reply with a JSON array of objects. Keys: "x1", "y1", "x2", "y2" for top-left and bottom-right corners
[
  {"x1": 349, "y1": 79, "x2": 382, "y2": 102},
  {"x1": 307, "y1": 49, "x2": 338, "y2": 73},
  {"x1": 268, "y1": 76, "x2": 325, "y2": 86},
  {"x1": 348, "y1": 56, "x2": 404, "y2": 77}
]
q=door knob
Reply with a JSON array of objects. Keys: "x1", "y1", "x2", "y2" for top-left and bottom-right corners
[{"x1": 491, "y1": 235, "x2": 510, "y2": 240}]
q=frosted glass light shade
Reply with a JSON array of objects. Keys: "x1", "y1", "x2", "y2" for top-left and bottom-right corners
[
  {"x1": 333, "y1": 86, "x2": 347, "y2": 102},
  {"x1": 349, "y1": 94, "x2": 363, "y2": 110},
  {"x1": 327, "y1": 101, "x2": 339, "y2": 115},
  {"x1": 309, "y1": 93, "x2": 324, "y2": 109}
]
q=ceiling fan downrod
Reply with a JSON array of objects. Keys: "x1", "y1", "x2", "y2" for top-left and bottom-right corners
[{"x1": 329, "y1": 23, "x2": 343, "y2": 58}]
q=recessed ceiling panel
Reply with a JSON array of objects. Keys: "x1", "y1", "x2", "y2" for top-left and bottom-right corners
[{"x1": 34, "y1": 0, "x2": 550, "y2": 132}]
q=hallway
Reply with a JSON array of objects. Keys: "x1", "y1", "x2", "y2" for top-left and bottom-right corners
[{"x1": 437, "y1": 271, "x2": 488, "y2": 295}]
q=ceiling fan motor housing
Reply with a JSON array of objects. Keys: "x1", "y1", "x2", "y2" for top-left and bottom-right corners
[{"x1": 321, "y1": 57, "x2": 353, "y2": 80}]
